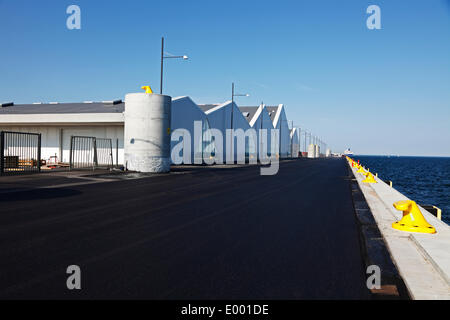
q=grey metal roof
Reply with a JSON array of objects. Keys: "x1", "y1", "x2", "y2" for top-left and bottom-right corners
[
  {"x1": 0, "y1": 101, "x2": 124, "y2": 114},
  {"x1": 238, "y1": 106, "x2": 259, "y2": 123},
  {"x1": 266, "y1": 106, "x2": 278, "y2": 122},
  {"x1": 198, "y1": 104, "x2": 219, "y2": 112}
]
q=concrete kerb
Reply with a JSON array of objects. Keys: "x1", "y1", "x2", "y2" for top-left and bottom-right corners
[
  {"x1": 348, "y1": 166, "x2": 409, "y2": 299},
  {"x1": 349, "y1": 161, "x2": 450, "y2": 300}
]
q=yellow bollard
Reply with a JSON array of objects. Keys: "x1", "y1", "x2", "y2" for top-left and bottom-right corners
[
  {"x1": 362, "y1": 172, "x2": 377, "y2": 183},
  {"x1": 392, "y1": 200, "x2": 436, "y2": 234},
  {"x1": 356, "y1": 166, "x2": 365, "y2": 174}
]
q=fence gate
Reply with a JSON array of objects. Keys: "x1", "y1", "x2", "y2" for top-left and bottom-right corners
[
  {"x1": 0, "y1": 131, "x2": 41, "y2": 175},
  {"x1": 95, "y1": 138, "x2": 114, "y2": 168},
  {"x1": 69, "y1": 136, "x2": 113, "y2": 170}
]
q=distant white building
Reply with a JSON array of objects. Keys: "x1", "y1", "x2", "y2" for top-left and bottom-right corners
[
  {"x1": 239, "y1": 104, "x2": 274, "y2": 158},
  {"x1": 290, "y1": 127, "x2": 300, "y2": 157},
  {"x1": 171, "y1": 96, "x2": 210, "y2": 164},
  {"x1": 268, "y1": 104, "x2": 291, "y2": 158},
  {"x1": 198, "y1": 101, "x2": 252, "y2": 163}
]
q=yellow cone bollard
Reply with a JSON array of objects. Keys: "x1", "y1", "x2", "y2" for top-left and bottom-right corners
[
  {"x1": 356, "y1": 166, "x2": 365, "y2": 174},
  {"x1": 362, "y1": 172, "x2": 377, "y2": 183},
  {"x1": 392, "y1": 200, "x2": 436, "y2": 234}
]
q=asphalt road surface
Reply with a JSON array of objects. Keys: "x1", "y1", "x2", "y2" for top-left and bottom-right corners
[{"x1": 0, "y1": 158, "x2": 371, "y2": 299}]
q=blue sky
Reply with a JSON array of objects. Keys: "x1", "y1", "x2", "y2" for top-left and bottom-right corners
[{"x1": 1, "y1": 0, "x2": 449, "y2": 156}]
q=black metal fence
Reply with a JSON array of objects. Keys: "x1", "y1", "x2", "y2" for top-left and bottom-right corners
[
  {"x1": 69, "y1": 136, "x2": 113, "y2": 170},
  {"x1": 0, "y1": 131, "x2": 41, "y2": 175}
]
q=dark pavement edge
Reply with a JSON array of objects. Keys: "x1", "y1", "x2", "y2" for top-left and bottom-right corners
[{"x1": 347, "y1": 165, "x2": 410, "y2": 300}]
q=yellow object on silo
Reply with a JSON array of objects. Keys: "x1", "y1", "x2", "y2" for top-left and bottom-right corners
[{"x1": 141, "y1": 86, "x2": 153, "y2": 94}]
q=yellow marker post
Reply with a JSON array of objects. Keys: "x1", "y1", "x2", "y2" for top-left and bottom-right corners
[
  {"x1": 362, "y1": 172, "x2": 377, "y2": 183},
  {"x1": 357, "y1": 166, "x2": 365, "y2": 174},
  {"x1": 436, "y1": 207, "x2": 442, "y2": 221},
  {"x1": 392, "y1": 200, "x2": 436, "y2": 234}
]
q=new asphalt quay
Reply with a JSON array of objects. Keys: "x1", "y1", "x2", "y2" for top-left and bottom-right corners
[{"x1": 0, "y1": 158, "x2": 405, "y2": 299}]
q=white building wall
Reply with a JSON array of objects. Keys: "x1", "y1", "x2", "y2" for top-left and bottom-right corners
[
  {"x1": 231, "y1": 103, "x2": 253, "y2": 162},
  {"x1": 290, "y1": 128, "x2": 300, "y2": 157},
  {"x1": 61, "y1": 126, "x2": 123, "y2": 164},
  {"x1": 249, "y1": 105, "x2": 274, "y2": 158},
  {"x1": 206, "y1": 102, "x2": 254, "y2": 163},
  {"x1": 273, "y1": 106, "x2": 291, "y2": 158},
  {"x1": 205, "y1": 102, "x2": 231, "y2": 163},
  {"x1": 171, "y1": 96, "x2": 209, "y2": 164}
]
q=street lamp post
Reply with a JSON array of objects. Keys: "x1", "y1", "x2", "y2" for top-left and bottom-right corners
[
  {"x1": 298, "y1": 127, "x2": 301, "y2": 156},
  {"x1": 230, "y1": 82, "x2": 249, "y2": 162},
  {"x1": 231, "y1": 82, "x2": 249, "y2": 130},
  {"x1": 160, "y1": 37, "x2": 189, "y2": 94},
  {"x1": 260, "y1": 103, "x2": 263, "y2": 160},
  {"x1": 304, "y1": 131, "x2": 307, "y2": 154},
  {"x1": 289, "y1": 121, "x2": 294, "y2": 158}
]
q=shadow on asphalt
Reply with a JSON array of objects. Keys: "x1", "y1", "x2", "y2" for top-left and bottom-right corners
[{"x1": 0, "y1": 188, "x2": 81, "y2": 202}]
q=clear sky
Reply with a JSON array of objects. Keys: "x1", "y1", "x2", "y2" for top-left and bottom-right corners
[{"x1": 1, "y1": 0, "x2": 449, "y2": 156}]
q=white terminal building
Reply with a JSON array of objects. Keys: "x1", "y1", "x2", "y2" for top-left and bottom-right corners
[{"x1": 0, "y1": 95, "x2": 319, "y2": 167}]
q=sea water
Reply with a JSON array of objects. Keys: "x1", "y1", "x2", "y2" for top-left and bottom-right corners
[{"x1": 354, "y1": 155, "x2": 450, "y2": 224}]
